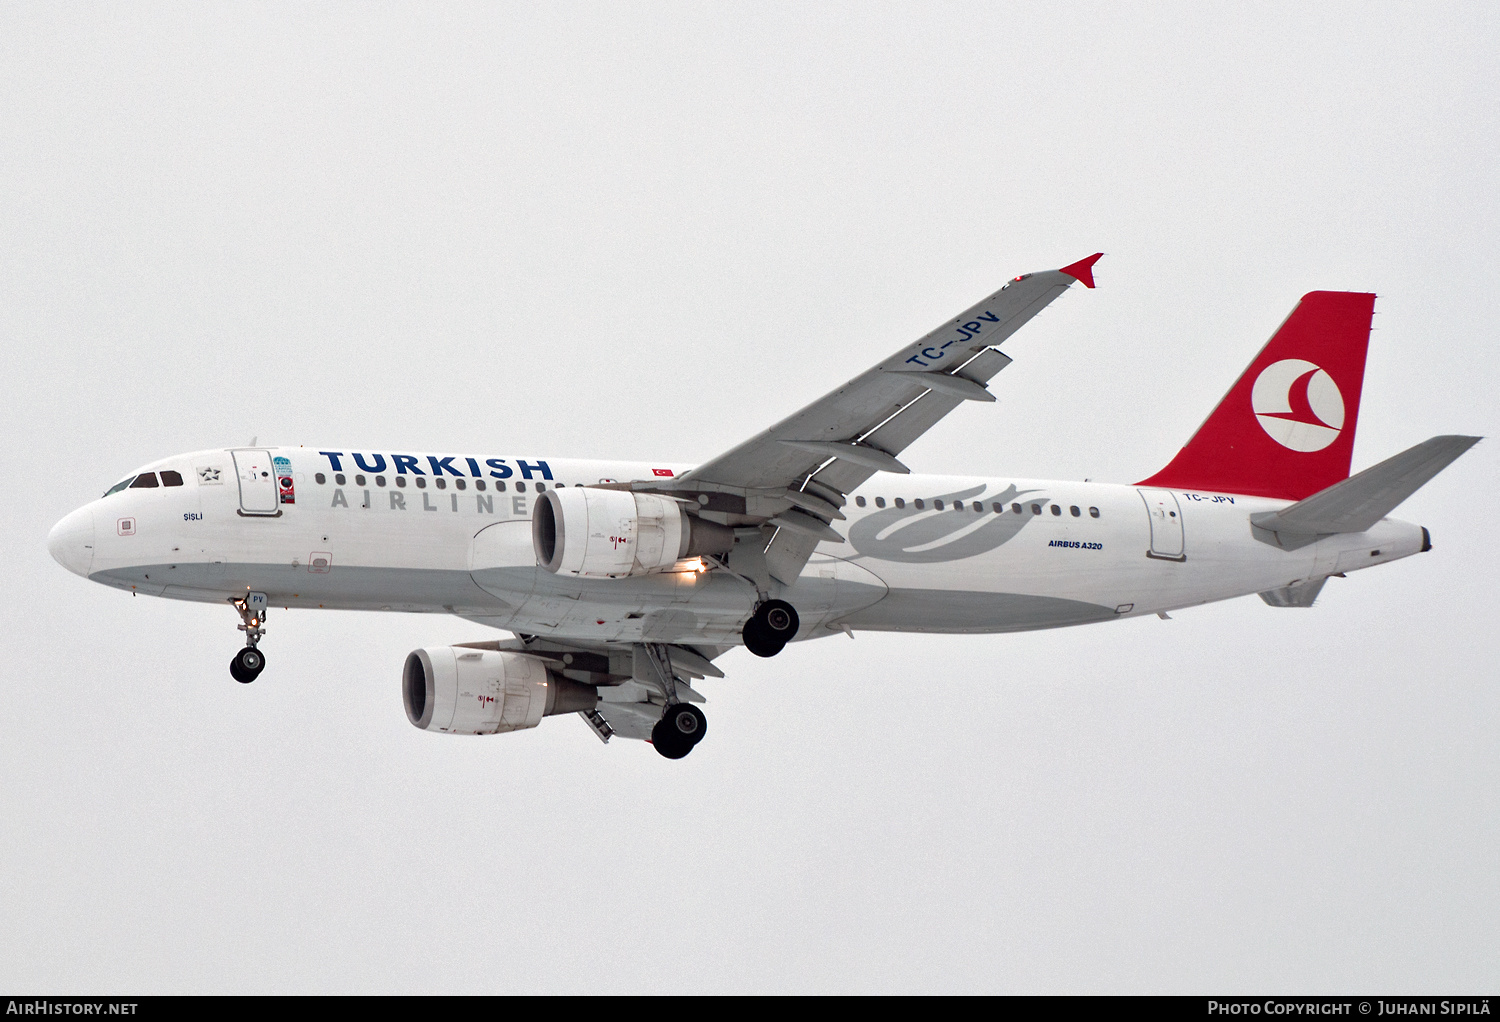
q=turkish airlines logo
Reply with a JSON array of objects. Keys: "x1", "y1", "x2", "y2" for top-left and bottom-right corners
[{"x1": 1251, "y1": 359, "x2": 1345, "y2": 452}]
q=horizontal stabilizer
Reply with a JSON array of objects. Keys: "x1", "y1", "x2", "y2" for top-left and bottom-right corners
[
  {"x1": 1251, "y1": 435, "x2": 1480, "y2": 537},
  {"x1": 1259, "y1": 578, "x2": 1327, "y2": 608}
]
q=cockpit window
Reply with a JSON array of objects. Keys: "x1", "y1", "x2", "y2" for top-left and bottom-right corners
[
  {"x1": 103, "y1": 477, "x2": 136, "y2": 497},
  {"x1": 160, "y1": 470, "x2": 184, "y2": 487},
  {"x1": 130, "y1": 473, "x2": 160, "y2": 489}
]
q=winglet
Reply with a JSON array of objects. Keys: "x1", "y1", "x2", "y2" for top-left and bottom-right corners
[{"x1": 1059, "y1": 252, "x2": 1103, "y2": 289}]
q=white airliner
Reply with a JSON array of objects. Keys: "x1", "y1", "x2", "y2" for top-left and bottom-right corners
[{"x1": 47, "y1": 255, "x2": 1478, "y2": 758}]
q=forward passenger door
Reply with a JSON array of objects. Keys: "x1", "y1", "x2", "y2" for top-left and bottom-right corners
[{"x1": 232, "y1": 450, "x2": 279, "y2": 515}]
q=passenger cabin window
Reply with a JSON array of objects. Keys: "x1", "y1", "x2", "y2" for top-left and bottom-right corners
[
  {"x1": 894, "y1": 498, "x2": 905, "y2": 508},
  {"x1": 952, "y1": 500, "x2": 963, "y2": 510},
  {"x1": 913, "y1": 499, "x2": 925, "y2": 510},
  {"x1": 476, "y1": 480, "x2": 486, "y2": 491},
  {"x1": 496, "y1": 481, "x2": 506, "y2": 492},
  {"x1": 992, "y1": 502, "x2": 1003, "y2": 513},
  {"x1": 975, "y1": 503, "x2": 984, "y2": 513},
  {"x1": 1030, "y1": 503, "x2": 1041, "y2": 515},
  {"x1": 355, "y1": 474, "x2": 366, "y2": 487},
  {"x1": 104, "y1": 477, "x2": 136, "y2": 497},
  {"x1": 875, "y1": 497, "x2": 885, "y2": 508},
  {"x1": 435, "y1": 478, "x2": 446, "y2": 490},
  {"x1": 1089, "y1": 507, "x2": 1100, "y2": 518},
  {"x1": 455, "y1": 479, "x2": 466, "y2": 490},
  {"x1": 375, "y1": 476, "x2": 386, "y2": 487},
  {"x1": 130, "y1": 473, "x2": 159, "y2": 488},
  {"x1": 536, "y1": 482, "x2": 546, "y2": 491},
  {"x1": 396, "y1": 476, "x2": 406, "y2": 487},
  {"x1": 1051, "y1": 504, "x2": 1061, "y2": 516},
  {"x1": 1070, "y1": 505, "x2": 1081, "y2": 517},
  {"x1": 1012, "y1": 503, "x2": 1022, "y2": 514},
  {"x1": 415, "y1": 477, "x2": 426, "y2": 489},
  {"x1": 516, "y1": 482, "x2": 527, "y2": 493},
  {"x1": 933, "y1": 499, "x2": 944, "y2": 510},
  {"x1": 335, "y1": 473, "x2": 346, "y2": 486},
  {"x1": 855, "y1": 496, "x2": 866, "y2": 507},
  {"x1": 315, "y1": 472, "x2": 326, "y2": 485},
  {"x1": 160, "y1": 470, "x2": 184, "y2": 487}
]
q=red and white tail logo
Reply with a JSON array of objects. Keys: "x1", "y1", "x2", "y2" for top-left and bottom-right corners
[
  {"x1": 1251, "y1": 359, "x2": 1345, "y2": 452},
  {"x1": 1138, "y1": 291, "x2": 1376, "y2": 500}
]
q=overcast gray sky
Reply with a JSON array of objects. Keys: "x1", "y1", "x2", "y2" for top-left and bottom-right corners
[{"x1": 2, "y1": 2, "x2": 1496, "y2": 993}]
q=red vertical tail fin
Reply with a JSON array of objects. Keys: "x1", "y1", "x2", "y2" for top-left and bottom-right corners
[{"x1": 1137, "y1": 291, "x2": 1376, "y2": 500}]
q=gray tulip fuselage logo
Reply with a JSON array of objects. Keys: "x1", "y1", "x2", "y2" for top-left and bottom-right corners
[{"x1": 846, "y1": 483, "x2": 1046, "y2": 563}]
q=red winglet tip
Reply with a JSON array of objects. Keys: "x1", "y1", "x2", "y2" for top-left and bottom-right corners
[{"x1": 1059, "y1": 252, "x2": 1104, "y2": 289}]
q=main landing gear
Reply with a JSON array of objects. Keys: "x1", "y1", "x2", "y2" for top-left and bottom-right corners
[
  {"x1": 640, "y1": 643, "x2": 710, "y2": 760},
  {"x1": 742, "y1": 599, "x2": 799, "y2": 658},
  {"x1": 651, "y1": 702, "x2": 707, "y2": 760},
  {"x1": 228, "y1": 594, "x2": 267, "y2": 684},
  {"x1": 648, "y1": 598, "x2": 800, "y2": 758}
]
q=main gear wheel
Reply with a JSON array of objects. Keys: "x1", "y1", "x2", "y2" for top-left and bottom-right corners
[
  {"x1": 742, "y1": 599, "x2": 799, "y2": 657},
  {"x1": 651, "y1": 702, "x2": 707, "y2": 759}
]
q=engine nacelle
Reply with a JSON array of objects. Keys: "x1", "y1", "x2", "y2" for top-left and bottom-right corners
[
  {"x1": 402, "y1": 647, "x2": 598, "y2": 735},
  {"x1": 532, "y1": 487, "x2": 735, "y2": 578}
]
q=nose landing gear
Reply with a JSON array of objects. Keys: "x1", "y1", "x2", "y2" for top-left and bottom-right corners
[
  {"x1": 230, "y1": 645, "x2": 266, "y2": 683},
  {"x1": 228, "y1": 593, "x2": 268, "y2": 683},
  {"x1": 742, "y1": 599, "x2": 799, "y2": 658}
]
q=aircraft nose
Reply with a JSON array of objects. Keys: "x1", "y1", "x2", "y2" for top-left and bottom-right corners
[{"x1": 47, "y1": 506, "x2": 95, "y2": 578}]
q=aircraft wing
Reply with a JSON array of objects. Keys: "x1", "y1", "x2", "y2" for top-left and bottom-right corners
[{"x1": 648, "y1": 254, "x2": 1102, "y2": 582}]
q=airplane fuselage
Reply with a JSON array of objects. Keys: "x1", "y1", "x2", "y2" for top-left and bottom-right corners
[
  {"x1": 43, "y1": 265, "x2": 1472, "y2": 758},
  {"x1": 48, "y1": 446, "x2": 1427, "y2": 645}
]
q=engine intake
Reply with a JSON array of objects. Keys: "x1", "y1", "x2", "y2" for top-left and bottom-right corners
[
  {"x1": 403, "y1": 647, "x2": 598, "y2": 735},
  {"x1": 533, "y1": 487, "x2": 735, "y2": 578}
]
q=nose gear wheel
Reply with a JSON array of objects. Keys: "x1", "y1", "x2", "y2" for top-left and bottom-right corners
[{"x1": 230, "y1": 646, "x2": 265, "y2": 683}]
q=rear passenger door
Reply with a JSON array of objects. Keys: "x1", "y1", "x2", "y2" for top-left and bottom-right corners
[
  {"x1": 1138, "y1": 488, "x2": 1186, "y2": 561},
  {"x1": 233, "y1": 450, "x2": 280, "y2": 515}
]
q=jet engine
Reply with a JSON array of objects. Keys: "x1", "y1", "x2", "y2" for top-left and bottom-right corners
[
  {"x1": 533, "y1": 487, "x2": 735, "y2": 578},
  {"x1": 403, "y1": 646, "x2": 598, "y2": 735}
]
